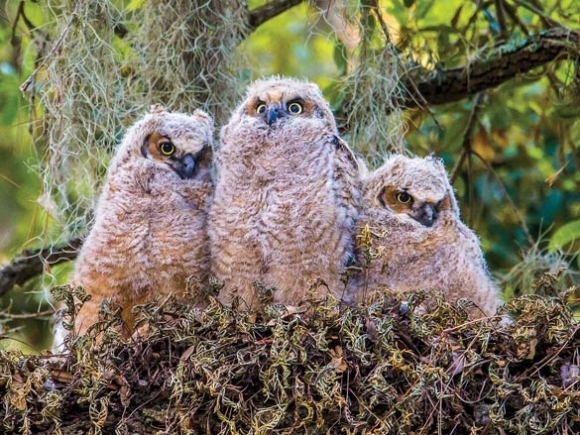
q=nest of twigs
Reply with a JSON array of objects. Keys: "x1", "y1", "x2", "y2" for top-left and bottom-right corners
[{"x1": 1, "y1": 283, "x2": 579, "y2": 435}]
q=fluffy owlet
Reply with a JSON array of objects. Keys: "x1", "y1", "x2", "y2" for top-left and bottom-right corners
[
  {"x1": 56, "y1": 106, "x2": 214, "y2": 345},
  {"x1": 209, "y1": 76, "x2": 361, "y2": 310},
  {"x1": 355, "y1": 154, "x2": 501, "y2": 317}
]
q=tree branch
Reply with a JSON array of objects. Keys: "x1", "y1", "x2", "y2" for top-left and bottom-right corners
[
  {"x1": 248, "y1": 0, "x2": 305, "y2": 32},
  {"x1": 451, "y1": 92, "x2": 486, "y2": 184},
  {"x1": 400, "y1": 27, "x2": 579, "y2": 110},
  {"x1": 0, "y1": 237, "x2": 83, "y2": 297},
  {"x1": 0, "y1": 308, "x2": 55, "y2": 319},
  {"x1": 19, "y1": 0, "x2": 83, "y2": 93}
]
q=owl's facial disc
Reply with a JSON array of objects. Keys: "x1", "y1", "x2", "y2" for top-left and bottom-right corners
[
  {"x1": 379, "y1": 186, "x2": 440, "y2": 227},
  {"x1": 252, "y1": 97, "x2": 306, "y2": 126},
  {"x1": 142, "y1": 132, "x2": 207, "y2": 180}
]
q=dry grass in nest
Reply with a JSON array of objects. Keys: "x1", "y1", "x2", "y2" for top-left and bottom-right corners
[{"x1": 1, "y1": 282, "x2": 579, "y2": 434}]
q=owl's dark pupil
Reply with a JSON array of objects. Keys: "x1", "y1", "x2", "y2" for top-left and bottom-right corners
[
  {"x1": 397, "y1": 192, "x2": 411, "y2": 203},
  {"x1": 257, "y1": 104, "x2": 266, "y2": 114},
  {"x1": 288, "y1": 103, "x2": 303, "y2": 114},
  {"x1": 160, "y1": 142, "x2": 175, "y2": 155}
]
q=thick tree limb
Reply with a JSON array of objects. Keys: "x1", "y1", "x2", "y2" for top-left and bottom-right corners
[
  {"x1": 0, "y1": 237, "x2": 83, "y2": 297},
  {"x1": 400, "y1": 27, "x2": 579, "y2": 110},
  {"x1": 248, "y1": 0, "x2": 305, "y2": 32}
]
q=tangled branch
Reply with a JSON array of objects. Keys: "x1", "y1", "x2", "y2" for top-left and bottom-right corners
[{"x1": 0, "y1": 238, "x2": 83, "y2": 297}]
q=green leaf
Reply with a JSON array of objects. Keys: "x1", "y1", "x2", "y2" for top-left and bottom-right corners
[
  {"x1": 126, "y1": 0, "x2": 145, "y2": 11},
  {"x1": 333, "y1": 40, "x2": 347, "y2": 76},
  {"x1": 404, "y1": 0, "x2": 416, "y2": 7},
  {"x1": 548, "y1": 220, "x2": 580, "y2": 252}
]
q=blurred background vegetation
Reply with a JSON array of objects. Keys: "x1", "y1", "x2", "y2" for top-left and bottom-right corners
[{"x1": 0, "y1": 0, "x2": 578, "y2": 352}]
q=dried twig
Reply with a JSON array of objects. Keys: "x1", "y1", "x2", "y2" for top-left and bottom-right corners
[
  {"x1": 470, "y1": 149, "x2": 535, "y2": 246},
  {"x1": 0, "y1": 309, "x2": 55, "y2": 320},
  {"x1": 494, "y1": 0, "x2": 509, "y2": 41},
  {"x1": 368, "y1": 0, "x2": 392, "y2": 43},
  {"x1": 514, "y1": 0, "x2": 561, "y2": 29},
  {"x1": 502, "y1": 1, "x2": 530, "y2": 35},
  {"x1": 451, "y1": 92, "x2": 486, "y2": 184},
  {"x1": 19, "y1": 0, "x2": 83, "y2": 93}
]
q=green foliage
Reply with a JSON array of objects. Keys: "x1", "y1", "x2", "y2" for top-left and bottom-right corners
[
  {"x1": 549, "y1": 220, "x2": 580, "y2": 254},
  {"x1": 242, "y1": 3, "x2": 339, "y2": 88},
  {"x1": 0, "y1": 8, "x2": 45, "y2": 258}
]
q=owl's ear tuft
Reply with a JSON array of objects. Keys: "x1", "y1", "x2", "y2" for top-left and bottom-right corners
[
  {"x1": 150, "y1": 103, "x2": 168, "y2": 114},
  {"x1": 387, "y1": 154, "x2": 407, "y2": 178},
  {"x1": 426, "y1": 154, "x2": 446, "y2": 172},
  {"x1": 192, "y1": 109, "x2": 215, "y2": 134}
]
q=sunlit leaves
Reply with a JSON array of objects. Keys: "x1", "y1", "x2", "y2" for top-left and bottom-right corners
[
  {"x1": 549, "y1": 220, "x2": 580, "y2": 253},
  {"x1": 126, "y1": 0, "x2": 145, "y2": 11}
]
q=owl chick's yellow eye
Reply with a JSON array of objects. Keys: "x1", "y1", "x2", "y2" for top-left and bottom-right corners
[
  {"x1": 159, "y1": 141, "x2": 176, "y2": 156},
  {"x1": 256, "y1": 104, "x2": 267, "y2": 114},
  {"x1": 397, "y1": 192, "x2": 412, "y2": 204},
  {"x1": 288, "y1": 102, "x2": 303, "y2": 114}
]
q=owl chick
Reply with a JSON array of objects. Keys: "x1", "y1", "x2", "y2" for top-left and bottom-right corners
[
  {"x1": 57, "y1": 106, "x2": 214, "y2": 345},
  {"x1": 355, "y1": 154, "x2": 501, "y2": 317},
  {"x1": 209, "y1": 76, "x2": 361, "y2": 310}
]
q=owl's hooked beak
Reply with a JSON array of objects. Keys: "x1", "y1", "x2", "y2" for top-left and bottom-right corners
[
  {"x1": 266, "y1": 103, "x2": 285, "y2": 125},
  {"x1": 172, "y1": 153, "x2": 196, "y2": 179},
  {"x1": 413, "y1": 203, "x2": 438, "y2": 227}
]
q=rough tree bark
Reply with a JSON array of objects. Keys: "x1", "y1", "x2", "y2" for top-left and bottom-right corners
[{"x1": 400, "y1": 27, "x2": 579, "y2": 109}]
